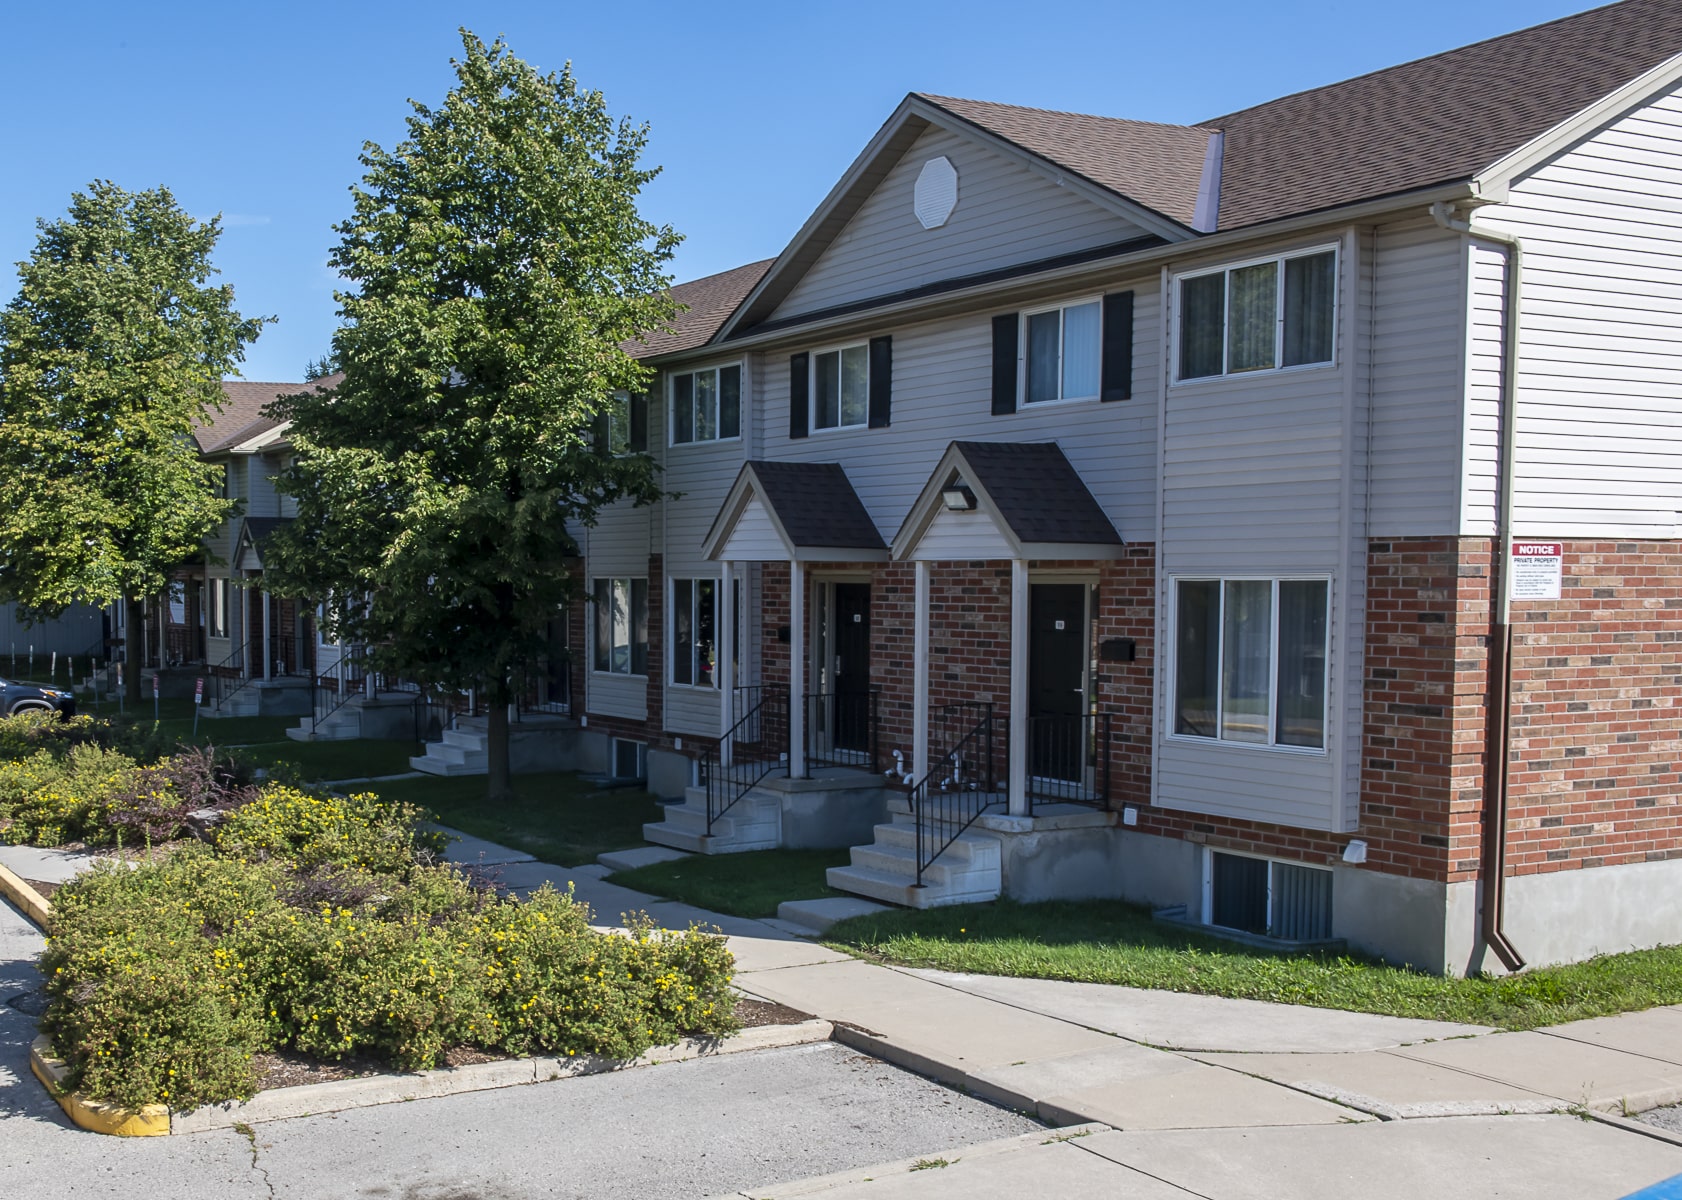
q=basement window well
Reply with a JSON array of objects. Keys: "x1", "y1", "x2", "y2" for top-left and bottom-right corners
[{"x1": 1204, "y1": 850, "x2": 1332, "y2": 941}]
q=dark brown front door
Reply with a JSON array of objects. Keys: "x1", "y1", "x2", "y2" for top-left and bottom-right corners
[
  {"x1": 1029, "y1": 583, "x2": 1087, "y2": 781},
  {"x1": 832, "y1": 583, "x2": 871, "y2": 752}
]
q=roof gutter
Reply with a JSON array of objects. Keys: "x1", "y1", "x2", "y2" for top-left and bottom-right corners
[
  {"x1": 672, "y1": 181, "x2": 1478, "y2": 361},
  {"x1": 1430, "y1": 197, "x2": 1526, "y2": 973}
]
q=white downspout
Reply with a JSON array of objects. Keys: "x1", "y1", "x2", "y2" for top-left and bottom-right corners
[
  {"x1": 1008, "y1": 558, "x2": 1029, "y2": 816},
  {"x1": 913, "y1": 559, "x2": 930, "y2": 782},
  {"x1": 718, "y1": 560, "x2": 735, "y2": 768},
  {"x1": 789, "y1": 560, "x2": 806, "y2": 778}
]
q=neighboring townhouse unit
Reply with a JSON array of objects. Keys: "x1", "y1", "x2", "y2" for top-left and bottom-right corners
[{"x1": 570, "y1": 0, "x2": 1682, "y2": 975}]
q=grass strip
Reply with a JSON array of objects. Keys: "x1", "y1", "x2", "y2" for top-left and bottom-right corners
[
  {"x1": 606, "y1": 849, "x2": 849, "y2": 918},
  {"x1": 822, "y1": 898, "x2": 1682, "y2": 1030},
  {"x1": 376, "y1": 772, "x2": 661, "y2": 867}
]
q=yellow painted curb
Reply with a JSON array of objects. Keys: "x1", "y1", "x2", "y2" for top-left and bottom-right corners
[
  {"x1": 0, "y1": 859, "x2": 51, "y2": 930},
  {"x1": 30, "y1": 1036, "x2": 171, "y2": 1137}
]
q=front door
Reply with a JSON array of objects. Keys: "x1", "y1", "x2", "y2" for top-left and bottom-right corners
[
  {"x1": 832, "y1": 583, "x2": 872, "y2": 752},
  {"x1": 1029, "y1": 583, "x2": 1088, "y2": 782}
]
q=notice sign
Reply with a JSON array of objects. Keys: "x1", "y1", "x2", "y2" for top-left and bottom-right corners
[
  {"x1": 1510, "y1": 541, "x2": 1563, "y2": 601},
  {"x1": 194, "y1": 677, "x2": 205, "y2": 705}
]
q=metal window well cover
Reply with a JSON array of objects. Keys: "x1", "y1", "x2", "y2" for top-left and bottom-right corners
[{"x1": 1151, "y1": 905, "x2": 1348, "y2": 955}]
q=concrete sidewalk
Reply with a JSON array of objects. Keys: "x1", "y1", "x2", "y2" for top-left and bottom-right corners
[{"x1": 11, "y1": 826, "x2": 1682, "y2": 1198}]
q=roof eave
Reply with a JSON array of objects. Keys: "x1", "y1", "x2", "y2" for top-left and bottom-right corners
[{"x1": 1473, "y1": 50, "x2": 1682, "y2": 201}]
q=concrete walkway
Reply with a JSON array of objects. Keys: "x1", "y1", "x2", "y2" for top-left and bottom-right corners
[{"x1": 8, "y1": 829, "x2": 1682, "y2": 1198}]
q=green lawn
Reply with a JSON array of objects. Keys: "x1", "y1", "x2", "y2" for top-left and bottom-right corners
[
  {"x1": 606, "y1": 849, "x2": 850, "y2": 918},
  {"x1": 237, "y1": 738, "x2": 422, "y2": 782},
  {"x1": 375, "y1": 772, "x2": 662, "y2": 867},
  {"x1": 823, "y1": 898, "x2": 1682, "y2": 1031}
]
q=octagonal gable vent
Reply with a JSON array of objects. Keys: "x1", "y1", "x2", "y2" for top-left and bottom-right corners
[{"x1": 913, "y1": 156, "x2": 958, "y2": 229}]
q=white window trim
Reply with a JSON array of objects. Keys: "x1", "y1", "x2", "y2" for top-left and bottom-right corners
[
  {"x1": 1018, "y1": 294, "x2": 1103, "y2": 407},
  {"x1": 208, "y1": 578, "x2": 231, "y2": 640},
  {"x1": 807, "y1": 340, "x2": 872, "y2": 434},
  {"x1": 1164, "y1": 573, "x2": 1332, "y2": 757},
  {"x1": 1170, "y1": 243, "x2": 1340, "y2": 385},
  {"x1": 667, "y1": 574, "x2": 720, "y2": 691},
  {"x1": 667, "y1": 360, "x2": 745, "y2": 447},
  {"x1": 589, "y1": 576, "x2": 649, "y2": 679}
]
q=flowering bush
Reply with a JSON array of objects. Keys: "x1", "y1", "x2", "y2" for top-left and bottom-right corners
[
  {"x1": 0, "y1": 711, "x2": 114, "y2": 761},
  {"x1": 42, "y1": 849, "x2": 739, "y2": 1109},
  {"x1": 215, "y1": 786, "x2": 449, "y2": 874}
]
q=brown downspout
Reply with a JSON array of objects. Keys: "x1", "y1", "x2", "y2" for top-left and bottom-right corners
[{"x1": 1432, "y1": 201, "x2": 1526, "y2": 971}]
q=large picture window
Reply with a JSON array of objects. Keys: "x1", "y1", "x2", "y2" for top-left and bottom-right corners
[
  {"x1": 592, "y1": 578, "x2": 649, "y2": 676},
  {"x1": 1174, "y1": 578, "x2": 1328, "y2": 750},
  {"x1": 1023, "y1": 299, "x2": 1101, "y2": 404},
  {"x1": 670, "y1": 578, "x2": 717, "y2": 688},
  {"x1": 670, "y1": 364, "x2": 741, "y2": 445},
  {"x1": 1177, "y1": 248, "x2": 1336, "y2": 381}
]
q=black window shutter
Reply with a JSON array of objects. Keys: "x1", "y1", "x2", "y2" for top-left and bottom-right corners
[
  {"x1": 991, "y1": 314, "x2": 1018, "y2": 415},
  {"x1": 629, "y1": 390, "x2": 649, "y2": 452},
  {"x1": 868, "y1": 336, "x2": 892, "y2": 428},
  {"x1": 591, "y1": 408, "x2": 610, "y2": 453},
  {"x1": 1100, "y1": 291, "x2": 1134, "y2": 402},
  {"x1": 789, "y1": 353, "x2": 810, "y2": 440}
]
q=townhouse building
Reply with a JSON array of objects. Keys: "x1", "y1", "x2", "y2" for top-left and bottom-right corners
[{"x1": 562, "y1": 0, "x2": 1682, "y2": 975}]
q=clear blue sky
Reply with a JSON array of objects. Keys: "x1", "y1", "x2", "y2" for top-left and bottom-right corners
[{"x1": 1, "y1": 0, "x2": 1592, "y2": 382}]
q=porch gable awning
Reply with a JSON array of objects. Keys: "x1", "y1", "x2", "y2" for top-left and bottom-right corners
[
  {"x1": 702, "y1": 461, "x2": 888, "y2": 563},
  {"x1": 232, "y1": 516, "x2": 293, "y2": 572},
  {"x1": 892, "y1": 441, "x2": 1124, "y2": 562}
]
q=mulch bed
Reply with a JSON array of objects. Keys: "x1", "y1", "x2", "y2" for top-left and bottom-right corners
[
  {"x1": 735, "y1": 997, "x2": 815, "y2": 1028},
  {"x1": 21, "y1": 878, "x2": 57, "y2": 900}
]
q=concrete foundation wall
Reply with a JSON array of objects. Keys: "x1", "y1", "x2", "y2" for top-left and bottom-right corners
[
  {"x1": 1447, "y1": 856, "x2": 1682, "y2": 976},
  {"x1": 255, "y1": 681, "x2": 312, "y2": 717},
  {"x1": 1331, "y1": 865, "x2": 1451, "y2": 974},
  {"x1": 509, "y1": 725, "x2": 579, "y2": 774},
  {"x1": 356, "y1": 699, "x2": 420, "y2": 741},
  {"x1": 574, "y1": 730, "x2": 611, "y2": 776},
  {"x1": 778, "y1": 785, "x2": 888, "y2": 850},
  {"x1": 646, "y1": 748, "x2": 692, "y2": 800}
]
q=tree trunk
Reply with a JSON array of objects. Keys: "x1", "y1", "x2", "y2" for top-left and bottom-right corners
[
  {"x1": 486, "y1": 677, "x2": 514, "y2": 804},
  {"x1": 124, "y1": 597, "x2": 145, "y2": 705}
]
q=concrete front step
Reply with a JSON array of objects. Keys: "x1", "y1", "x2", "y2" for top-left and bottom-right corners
[
  {"x1": 409, "y1": 752, "x2": 488, "y2": 777},
  {"x1": 642, "y1": 787, "x2": 781, "y2": 855},
  {"x1": 827, "y1": 817, "x2": 1003, "y2": 909}
]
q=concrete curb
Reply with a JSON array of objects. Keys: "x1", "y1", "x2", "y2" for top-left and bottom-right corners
[
  {"x1": 35, "y1": 1019, "x2": 834, "y2": 1137},
  {"x1": 0, "y1": 858, "x2": 51, "y2": 930},
  {"x1": 31, "y1": 1036, "x2": 171, "y2": 1137}
]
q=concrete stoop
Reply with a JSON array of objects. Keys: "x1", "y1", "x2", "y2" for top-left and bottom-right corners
[
  {"x1": 410, "y1": 714, "x2": 581, "y2": 777},
  {"x1": 411, "y1": 725, "x2": 490, "y2": 776},
  {"x1": 826, "y1": 811, "x2": 1003, "y2": 909},
  {"x1": 287, "y1": 694, "x2": 428, "y2": 742},
  {"x1": 643, "y1": 784, "x2": 782, "y2": 854},
  {"x1": 643, "y1": 771, "x2": 890, "y2": 855}
]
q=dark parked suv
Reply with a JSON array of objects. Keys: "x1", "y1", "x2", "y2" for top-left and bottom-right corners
[{"x1": 0, "y1": 677, "x2": 77, "y2": 718}]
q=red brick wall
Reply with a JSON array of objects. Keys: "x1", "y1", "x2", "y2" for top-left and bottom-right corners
[{"x1": 1504, "y1": 540, "x2": 1682, "y2": 876}]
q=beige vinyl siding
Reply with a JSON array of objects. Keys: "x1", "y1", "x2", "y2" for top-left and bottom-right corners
[
  {"x1": 588, "y1": 673, "x2": 647, "y2": 722},
  {"x1": 909, "y1": 506, "x2": 1015, "y2": 561},
  {"x1": 718, "y1": 496, "x2": 788, "y2": 562},
  {"x1": 758, "y1": 277, "x2": 1161, "y2": 543},
  {"x1": 1468, "y1": 84, "x2": 1682, "y2": 538},
  {"x1": 1366, "y1": 220, "x2": 1469, "y2": 537},
  {"x1": 1462, "y1": 241, "x2": 1505, "y2": 536},
  {"x1": 772, "y1": 125, "x2": 1152, "y2": 323},
  {"x1": 1154, "y1": 232, "x2": 1361, "y2": 833}
]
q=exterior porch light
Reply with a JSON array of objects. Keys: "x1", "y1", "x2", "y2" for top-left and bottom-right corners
[{"x1": 940, "y1": 481, "x2": 977, "y2": 511}]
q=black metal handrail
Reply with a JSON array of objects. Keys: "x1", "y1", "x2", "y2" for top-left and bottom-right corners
[
  {"x1": 704, "y1": 689, "x2": 789, "y2": 835},
  {"x1": 516, "y1": 658, "x2": 571, "y2": 719},
  {"x1": 912, "y1": 702, "x2": 1000, "y2": 887},
  {"x1": 311, "y1": 644, "x2": 368, "y2": 732},
  {"x1": 164, "y1": 626, "x2": 204, "y2": 666},
  {"x1": 1024, "y1": 712, "x2": 1113, "y2": 812},
  {"x1": 803, "y1": 690, "x2": 879, "y2": 774},
  {"x1": 210, "y1": 641, "x2": 253, "y2": 713}
]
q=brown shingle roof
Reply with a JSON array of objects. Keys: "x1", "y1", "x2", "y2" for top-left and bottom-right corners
[
  {"x1": 742, "y1": 461, "x2": 886, "y2": 551},
  {"x1": 1201, "y1": 0, "x2": 1682, "y2": 230},
  {"x1": 198, "y1": 375, "x2": 341, "y2": 454},
  {"x1": 952, "y1": 442, "x2": 1122, "y2": 548},
  {"x1": 918, "y1": 1, "x2": 1682, "y2": 235},
  {"x1": 917, "y1": 95, "x2": 1211, "y2": 229},
  {"x1": 627, "y1": 259, "x2": 775, "y2": 359}
]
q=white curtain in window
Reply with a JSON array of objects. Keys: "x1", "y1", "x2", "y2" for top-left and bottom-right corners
[
  {"x1": 1283, "y1": 252, "x2": 1336, "y2": 367},
  {"x1": 1061, "y1": 302, "x2": 1101, "y2": 399},
  {"x1": 1227, "y1": 262, "x2": 1277, "y2": 372},
  {"x1": 1026, "y1": 310, "x2": 1061, "y2": 403},
  {"x1": 1221, "y1": 580, "x2": 1272, "y2": 742},
  {"x1": 840, "y1": 345, "x2": 869, "y2": 427}
]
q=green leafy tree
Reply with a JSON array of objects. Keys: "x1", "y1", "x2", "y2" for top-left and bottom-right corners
[
  {"x1": 0, "y1": 183, "x2": 267, "y2": 700},
  {"x1": 264, "y1": 32, "x2": 678, "y2": 800}
]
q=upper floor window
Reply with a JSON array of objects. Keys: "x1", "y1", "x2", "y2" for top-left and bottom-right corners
[
  {"x1": 1023, "y1": 299, "x2": 1101, "y2": 404},
  {"x1": 1177, "y1": 248, "x2": 1337, "y2": 381},
  {"x1": 812, "y1": 344, "x2": 869, "y2": 430},
  {"x1": 1173, "y1": 577, "x2": 1329, "y2": 751},
  {"x1": 671, "y1": 364, "x2": 741, "y2": 445}
]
